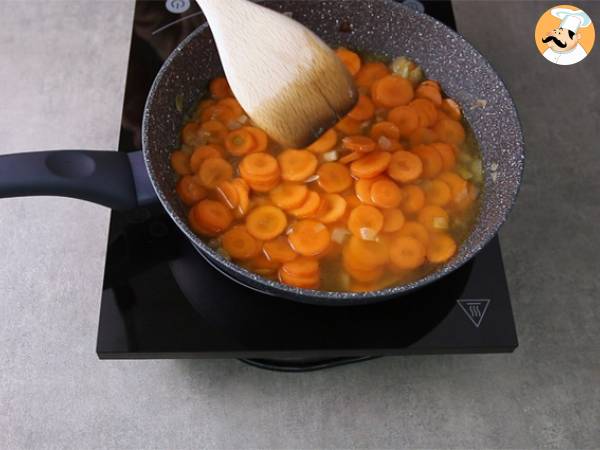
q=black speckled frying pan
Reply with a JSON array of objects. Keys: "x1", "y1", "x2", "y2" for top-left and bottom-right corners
[{"x1": 0, "y1": 0, "x2": 524, "y2": 306}]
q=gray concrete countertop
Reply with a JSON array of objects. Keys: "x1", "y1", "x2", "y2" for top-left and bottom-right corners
[{"x1": 1, "y1": 1, "x2": 598, "y2": 448}]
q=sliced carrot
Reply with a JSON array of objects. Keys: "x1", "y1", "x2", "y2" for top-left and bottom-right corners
[
  {"x1": 388, "y1": 106, "x2": 419, "y2": 137},
  {"x1": 409, "y1": 127, "x2": 438, "y2": 147},
  {"x1": 190, "y1": 145, "x2": 224, "y2": 172},
  {"x1": 387, "y1": 150, "x2": 423, "y2": 183},
  {"x1": 209, "y1": 77, "x2": 232, "y2": 99},
  {"x1": 441, "y1": 98, "x2": 461, "y2": 121},
  {"x1": 370, "y1": 177, "x2": 403, "y2": 209},
  {"x1": 288, "y1": 191, "x2": 321, "y2": 218},
  {"x1": 344, "y1": 262, "x2": 384, "y2": 283},
  {"x1": 196, "y1": 99, "x2": 216, "y2": 115},
  {"x1": 438, "y1": 171, "x2": 468, "y2": 202},
  {"x1": 217, "y1": 97, "x2": 244, "y2": 118},
  {"x1": 246, "y1": 205, "x2": 287, "y2": 240},
  {"x1": 215, "y1": 180, "x2": 239, "y2": 209},
  {"x1": 411, "y1": 145, "x2": 443, "y2": 179},
  {"x1": 418, "y1": 205, "x2": 450, "y2": 232},
  {"x1": 427, "y1": 232, "x2": 457, "y2": 263},
  {"x1": 336, "y1": 48, "x2": 362, "y2": 76},
  {"x1": 280, "y1": 256, "x2": 319, "y2": 277},
  {"x1": 347, "y1": 205, "x2": 384, "y2": 239},
  {"x1": 401, "y1": 185, "x2": 426, "y2": 215},
  {"x1": 335, "y1": 116, "x2": 363, "y2": 135},
  {"x1": 232, "y1": 178, "x2": 250, "y2": 218},
  {"x1": 430, "y1": 143, "x2": 456, "y2": 170},
  {"x1": 342, "y1": 135, "x2": 376, "y2": 153},
  {"x1": 197, "y1": 157, "x2": 233, "y2": 188},
  {"x1": 221, "y1": 225, "x2": 260, "y2": 260},
  {"x1": 371, "y1": 75, "x2": 414, "y2": 108},
  {"x1": 199, "y1": 120, "x2": 228, "y2": 144},
  {"x1": 189, "y1": 199, "x2": 233, "y2": 236},
  {"x1": 307, "y1": 129, "x2": 337, "y2": 153},
  {"x1": 434, "y1": 119, "x2": 466, "y2": 145},
  {"x1": 389, "y1": 236, "x2": 426, "y2": 270},
  {"x1": 288, "y1": 220, "x2": 331, "y2": 256},
  {"x1": 355, "y1": 62, "x2": 390, "y2": 89},
  {"x1": 453, "y1": 182, "x2": 479, "y2": 211},
  {"x1": 338, "y1": 151, "x2": 361, "y2": 165},
  {"x1": 269, "y1": 182, "x2": 309, "y2": 210},
  {"x1": 348, "y1": 94, "x2": 375, "y2": 121},
  {"x1": 409, "y1": 98, "x2": 438, "y2": 128},
  {"x1": 239, "y1": 153, "x2": 279, "y2": 181},
  {"x1": 397, "y1": 221, "x2": 429, "y2": 245},
  {"x1": 415, "y1": 84, "x2": 442, "y2": 106},
  {"x1": 344, "y1": 193, "x2": 362, "y2": 210},
  {"x1": 279, "y1": 265, "x2": 319, "y2": 289},
  {"x1": 170, "y1": 150, "x2": 192, "y2": 176},
  {"x1": 376, "y1": 138, "x2": 404, "y2": 153},
  {"x1": 244, "y1": 127, "x2": 268, "y2": 153},
  {"x1": 351, "y1": 151, "x2": 392, "y2": 179},
  {"x1": 248, "y1": 254, "x2": 281, "y2": 275},
  {"x1": 201, "y1": 105, "x2": 238, "y2": 124},
  {"x1": 423, "y1": 179, "x2": 452, "y2": 207},
  {"x1": 420, "y1": 80, "x2": 441, "y2": 91},
  {"x1": 317, "y1": 194, "x2": 347, "y2": 223},
  {"x1": 224, "y1": 128, "x2": 256, "y2": 156},
  {"x1": 370, "y1": 121, "x2": 400, "y2": 141},
  {"x1": 355, "y1": 177, "x2": 379, "y2": 205},
  {"x1": 176, "y1": 175, "x2": 207, "y2": 206},
  {"x1": 278, "y1": 149, "x2": 318, "y2": 182},
  {"x1": 317, "y1": 162, "x2": 353, "y2": 193},
  {"x1": 344, "y1": 236, "x2": 388, "y2": 269},
  {"x1": 381, "y1": 208, "x2": 405, "y2": 233},
  {"x1": 247, "y1": 177, "x2": 280, "y2": 193},
  {"x1": 263, "y1": 236, "x2": 297, "y2": 263},
  {"x1": 181, "y1": 122, "x2": 201, "y2": 146}
]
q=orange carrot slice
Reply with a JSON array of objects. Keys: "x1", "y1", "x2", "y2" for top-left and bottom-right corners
[
  {"x1": 197, "y1": 157, "x2": 234, "y2": 188},
  {"x1": 263, "y1": 236, "x2": 297, "y2": 263},
  {"x1": 388, "y1": 105, "x2": 419, "y2": 137},
  {"x1": 408, "y1": 127, "x2": 438, "y2": 147},
  {"x1": 409, "y1": 98, "x2": 438, "y2": 128},
  {"x1": 190, "y1": 145, "x2": 224, "y2": 172},
  {"x1": 397, "y1": 221, "x2": 429, "y2": 245},
  {"x1": 381, "y1": 208, "x2": 406, "y2": 233},
  {"x1": 317, "y1": 194, "x2": 347, "y2": 223},
  {"x1": 170, "y1": 150, "x2": 192, "y2": 176},
  {"x1": 307, "y1": 129, "x2": 337, "y2": 153},
  {"x1": 370, "y1": 121, "x2": 400, "y2": 141},
  {"x1": 199, "y1": 120, "x2": 228, "y2": 144},
  {"x1": 288, "y1": 220, "x2": 331, "y2": 256},
  {"x1": 389, "y1": 236, "x2": 426, "y2": 270},
  {"x1": 244, "y1": 127, "x2": 268, "y2": 153},
  {"x1": 239, "y1": 153, "x2": 279, "y2": 181},
  {"x1": 335, "y1": 116, "x2": 363, "y2": 135},
  {"x1": 387, "y1": 150, "x2": 423, "y2": 183},
  {"x1": 416, "y1": 84, "x2": 442, "y2": 106},
  {"x1": 189, "y1": 199, "x2": 233, "y2": 236},
  {"x1": 246, "y1": 205, "x2": 287, "y2": 240},
  {"x1": 423, "y1": 179, "x2": 452, "y2": 207},
  {"x1": 232, "y1": 178, "x2": 250, "y2": 218},
  {"x1": 418, "y1": 205, "x2": 450, "y2": 232},
  {"x1": 426, "y1": 232, "x2": 457, "y2": 263},
  {"x1": 278, "y1": 149, "x2": 318, "y2": 182},
  {"x1": 411, "y1": 144, "x2": 443, "y2": 179},
  {"x1": 181, "y1": 122, "x2": 201, "y2": 146},
  {"x1": 342, "y1": 135, "x2": 376, "y2": 153},
  {"x1": 441, "y1": 98, "x2": 461, "y2": 121},
  {"x1": 224, "y1": 128, "x2": 256, "y2": 156},
  {"x1": 215, "y1": 180, "x2": 240, "y2": 209},
  {"x1": 370, "y1": 177, "x2": 403, "y2": 209},
  {"x1": 344, "y1": 236, "x2": 388, "y2": 269},
  {"x1": 371, "y1": 75, "x2": 414, "y2": 108},
  {"x1": 438, "y1": 171, "x2": 468, "y2": 202},
  {"x1": 176, "y1": 175, "x2": 207, "y2": 206},
  {"x1": 269, "y1": 182, "x2": 309, "y2": 210},
  {"x1": 347, "y1": 205, "x2": 384, "y2": 239},
  {"x1": 351, "y1": 151, "x2": 392, "y2": 179},
  {"x1": 288, "y1": 191, "x2": 321, "y2": 218},
  {"x1": 209, "y1": 77, "x2": 232, "y2": 99},
  {"x1": 401, "y1": 185, "x2": 426, "y2": 215},
  {"x1": 317, "y1": 162, "x2": 353, "y2": 193},
  {"x1": 217, "y1": 97, "x2": 244, "y2": 118},
  {"x1": 348, "y1": 94, "x2": 375, "y2": 121},
  {"x1": 336, "y1": 48, "x2": 362, "y2": 76},
  {"x1": 434, "y1": 119, "x2": 466, "y2": 145},
  {"x1": 221, "y1": 225, "x2": 261, "y2": 260},
  {"x1": 355, "y1": 62, "x2": 390, "y2": 89},
  {"x1": 355, "y1": 177, "x2": 379, "y2": 204},
  {"x1": 430, "y1": 143, "x2": 456, "y2": 170}
]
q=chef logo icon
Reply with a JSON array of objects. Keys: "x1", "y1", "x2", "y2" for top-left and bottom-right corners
[{"x1": 535, "y1": 5, "x2": 595, "y2": 65}]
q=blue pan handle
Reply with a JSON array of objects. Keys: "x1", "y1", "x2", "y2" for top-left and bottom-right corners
[{"x1": 0, "y1": 150, "x2": 156, "y2": 209}]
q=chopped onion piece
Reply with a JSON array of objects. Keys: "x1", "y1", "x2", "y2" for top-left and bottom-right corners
[
  {"x1": 360, "y1": 227, "x2": 378, "y2": 241},
  {"x1": 323, "y1": 150, "x2": 338, "y2": 162},
  {"x1": 332, "y1": 227, "x2": 350, "y2": 244},
  {"x1": 490, "y1": 162, "x2": 499, "y2": 171},
  {"x1": 217, "y1": 248, "x2": 231, "y2": 260},
  {"x1": 339, "y1": 272, "x2": 351, "y2": 289},
  {"x1": 432, "y1": 217, "x2": 449, "y2": 230},
  {"x1": 227, "y1": 121, "x2": 242, "y2": 130},
  {"x1": 238, "y1": 114, "x2": 249, "y2": 124},
  {"x1": 304, "y1": 174, "x2": 320, "y2": 183},
  {"x1": 208, "y1": 238, "x2": 221, "y2": 248},
  {"x1": 378, "y1": 136, "x2": 392, "y2": 150},
  {"x1": 457, "y1": 166, "x2": 473, "y2": 180}
]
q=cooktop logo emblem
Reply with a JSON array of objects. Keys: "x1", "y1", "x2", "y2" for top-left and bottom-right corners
[
  {"x1": 457, "y1": 299, "x2": 490, "y2": 328},
  {"x1": 166, "y1": 0, "x2": 190, "y2": 14}
]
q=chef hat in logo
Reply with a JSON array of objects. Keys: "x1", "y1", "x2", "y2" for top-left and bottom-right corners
[{"x1": 551, "y1": 7, "x2": 592, "y2": 33}]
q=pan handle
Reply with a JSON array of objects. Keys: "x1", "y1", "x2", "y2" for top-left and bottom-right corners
[{"x1": 0, "y1": 150, "x2": 156, "y2": 210}]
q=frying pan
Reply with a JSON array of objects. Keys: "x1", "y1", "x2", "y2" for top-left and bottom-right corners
[{"x1": 0, "y1": 0, "x2": 524, "y2": 306}]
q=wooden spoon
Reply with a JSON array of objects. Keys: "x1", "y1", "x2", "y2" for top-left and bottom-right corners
[{"x1": 196, "y1": 0, "x2": 358, "y2": 148}]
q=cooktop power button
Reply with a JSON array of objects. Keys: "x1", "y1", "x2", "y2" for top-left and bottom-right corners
[{"x1": 165, "y1": 0, "x2": 190, "y2": 14}]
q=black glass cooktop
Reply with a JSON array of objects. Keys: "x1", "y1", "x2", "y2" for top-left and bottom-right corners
[{"x1": 97, "y1": 0, "x2": 518, "y2": 368}]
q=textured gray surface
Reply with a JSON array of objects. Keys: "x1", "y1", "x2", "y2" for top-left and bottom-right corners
[{"x1": 0, "y1": 0, "x2": 598, "y2": 449}]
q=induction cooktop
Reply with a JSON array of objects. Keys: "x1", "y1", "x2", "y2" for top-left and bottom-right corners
[{"x1": 96, "y1": 0, "x2": 518, "y2": 371}]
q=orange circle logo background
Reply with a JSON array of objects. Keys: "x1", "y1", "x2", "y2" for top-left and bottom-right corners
[{"x1": 535, "y1": 4, "x2": 595, "y2": 57}]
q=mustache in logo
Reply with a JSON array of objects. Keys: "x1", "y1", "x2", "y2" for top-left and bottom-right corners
[{"x1": 542, "y1": 35, "x2": 567, "y2": 48}]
